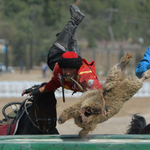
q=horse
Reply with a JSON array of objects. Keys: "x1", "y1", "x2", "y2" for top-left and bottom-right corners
[
  {"x1": 0, "y1": 83, "x2": 59, "y2": 135},
  {"x1": 126, "y1": 114, "x2": 150, "y2": 134}
]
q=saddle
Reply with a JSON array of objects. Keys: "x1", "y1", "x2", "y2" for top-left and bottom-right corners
[{"x1": 0, "y1": 98, "x2": 32, "y2": 135}]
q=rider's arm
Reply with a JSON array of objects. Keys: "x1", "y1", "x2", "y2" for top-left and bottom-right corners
[
  {"x1": 79, "y1": 73, "x2": 102, "y2": 91},
  {"x1": 44, "y1": 75, "x2": 61, "y2": 91},
  {"x1": 44, "y1": 63, "x2": 62, "y2": 91},
  {"x1": 135, "y1": 46, "x2": 150, "y2": 78},
  {"x1": 22, "y1": 76, "x2": 61, "y2": 96}
]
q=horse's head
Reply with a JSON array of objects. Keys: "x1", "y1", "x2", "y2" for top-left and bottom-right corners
[
  {"x1": 32, "y1": 91, "x2": 57, "y2": 134},
  {"x1": 78, "y1": 89, "x2": 105, "y2": 124}
]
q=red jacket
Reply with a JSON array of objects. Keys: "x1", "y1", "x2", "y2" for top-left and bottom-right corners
[{"x1": 45, "y1": 59, "x2": 102, "y2": 92}]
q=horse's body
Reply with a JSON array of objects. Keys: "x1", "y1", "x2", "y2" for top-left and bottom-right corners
[
  {"x1": 0, "y1": 84, "x2": 59, "y2": 135},
  {"x1": 126, "y1": 114, "x2": 150, "y2": 134},
  {"x1": 15, "y1": 91, "x2": 58, "y2": 135}
]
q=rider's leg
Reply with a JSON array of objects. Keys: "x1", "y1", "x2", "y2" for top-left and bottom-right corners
[
  {"x1": 47, "y1": 4, "x2": 85, "y2": 70},
  {"x1": 68, "y1": 38, "x2": 81, "y2": 57},
  {"x1": 54, "y1": 4, "x2": 85, "y2": 49},
  {"x1": 55, "y1": 33, "x2": 81, "y2": 57}
]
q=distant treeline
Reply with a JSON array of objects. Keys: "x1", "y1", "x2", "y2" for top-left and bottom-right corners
[{"x1": 0, "y1": 0, "x2": 149, "y2": 67}]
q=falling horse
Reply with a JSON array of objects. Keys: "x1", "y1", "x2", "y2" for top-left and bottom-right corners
[
  {"x1": 0, "y1": 83, "x2": 59, "y2": 135},
  {"x1": 126, "y1": 114, "x2": 150, "y2": 134}
]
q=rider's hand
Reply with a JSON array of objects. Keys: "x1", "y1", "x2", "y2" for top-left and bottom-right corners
[
  {"x1": 102, "y1": 97, "x2": 110, "y2": 116},
  {"x1": 21, "y1": 87, "x2": 40, "y2": 96},
  {"x1": 102, "y1": 109, "x2": 110, "y2": 116}
]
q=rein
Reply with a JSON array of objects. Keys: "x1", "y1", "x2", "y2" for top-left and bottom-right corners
[
  {"x1": 24, "y1": 97, "x2": 57, "y2": 133},
  {"x1": 24, "y1": 98, "x2": 41, "y2": 131},
  {"x1": 61, "y1": 75, "x2": 84, "y2": 103}
]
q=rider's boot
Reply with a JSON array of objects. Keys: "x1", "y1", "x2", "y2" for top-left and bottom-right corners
[{"x1": 54, "y1": 4, "x2": 85, "y2": 51}]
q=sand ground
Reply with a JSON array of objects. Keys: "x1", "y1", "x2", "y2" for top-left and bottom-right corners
[{"x1": 0, "y1": 69, "x2": 150, "y2": 135}]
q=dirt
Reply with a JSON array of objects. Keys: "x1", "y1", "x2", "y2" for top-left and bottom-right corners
[{"x1": 0, "y1": 69, "x2": 150, "y2": 135}]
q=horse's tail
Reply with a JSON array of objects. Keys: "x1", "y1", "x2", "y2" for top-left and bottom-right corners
[{"x1": 126, "y1": 114, "x2": 146, "y2": 134}]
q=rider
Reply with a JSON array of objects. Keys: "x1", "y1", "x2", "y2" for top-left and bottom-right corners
[
  {"x1": 135, "y1": 46, "x2": 150, "y2": 78},
  {"x1": 22, "y1": 4, "x2": 109, "y2": 115}
]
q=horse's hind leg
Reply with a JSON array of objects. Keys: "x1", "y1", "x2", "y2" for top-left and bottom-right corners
[{"x1": 118, "y1": 52, "x2": 132, "y2": 70}]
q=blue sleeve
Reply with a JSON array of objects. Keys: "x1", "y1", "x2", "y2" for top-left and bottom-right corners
[{"x1": 135, "y1": 46, "x2": 150, "y2": 78}]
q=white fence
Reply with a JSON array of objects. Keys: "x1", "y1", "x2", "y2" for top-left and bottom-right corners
[
  {"x1": 0, "y1": 81, "x2": 82, "y2": 98},
  {"x1": 0, "y1": 81, "x2": 150, "y2": 98}
]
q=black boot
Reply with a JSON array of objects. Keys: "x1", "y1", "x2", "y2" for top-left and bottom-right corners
[
  {"x1": 54, "y1": 4, "x2": 85, "y2": 49},
  {"x1": 70, "y1": 4, "x2": 85, "y2": 25}
]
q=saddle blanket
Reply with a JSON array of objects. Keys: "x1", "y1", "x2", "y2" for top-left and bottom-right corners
[
  {"x1": 0, "y1": 122, "x2": 16, "y2": 135},
  {"x1": 0, "y1": 104, "x2": 32, "y2": 135}
]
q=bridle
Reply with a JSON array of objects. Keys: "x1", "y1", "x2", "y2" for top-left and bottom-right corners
[
  {"x1": 61, "y1": 75, "x2": 84, "y2": 102},
  {"x1": 24, "y1": 97, "x2": 57, "y2": 134}
]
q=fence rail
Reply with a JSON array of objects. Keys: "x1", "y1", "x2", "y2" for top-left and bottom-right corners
[
  {"x1": 0, "y1": 81, "x2": 149, "y2": 98},
  {"x1": 0, "y1": 134, "x2": 150, "y2": 150}
]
